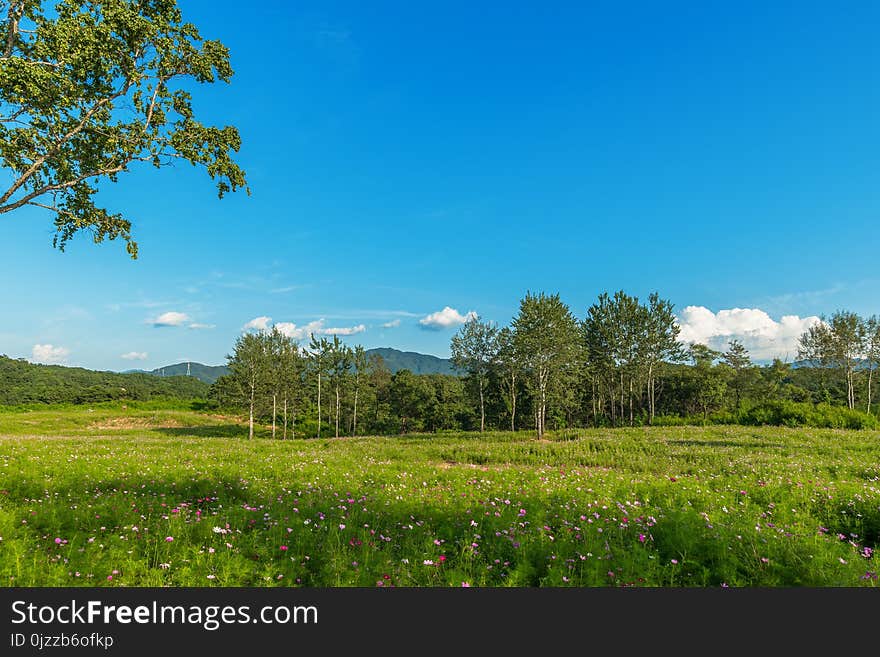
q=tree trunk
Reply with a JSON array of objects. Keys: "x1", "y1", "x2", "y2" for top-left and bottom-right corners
[
  {"x1": 479, "y1": 379, "x2": 485, "y2": 433},
  {"x1": 510, "y1": 372, "x2": 517, "y2": 432},
  {"x1": 248, "y1": 379, "x2": 255, "y2": 441},
  {"x1": 335, "y1": 385, "x2": 340, "y2": 439},
  {"x1": 316, "y1": 372, "x2": 321, "y2": 439},
  {"x1": 283, "y1": 396, "x2": 288, "y2": 440},
  {"x1": 629, "y1": 376, "x2": 634, "y2": 426},
  {"x1": 353, "y1": 373, "x2": 359, "y2": 437},
  {"x1": 272, "y1": 393, "x2": 276, "y2": 440},
  {"x1": 868, "y1": 366, "x2": 874, "y2": 415}
]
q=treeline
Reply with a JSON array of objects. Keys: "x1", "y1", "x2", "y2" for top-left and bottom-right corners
[
  {"x1": 212, "y1": 292, "x2": 880, "y2": 436},
  {"x1": 0, "y1": 355, "x2": 209, "y2": 405}
]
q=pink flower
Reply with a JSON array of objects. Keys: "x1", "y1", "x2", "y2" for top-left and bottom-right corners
[
  {"x1": 461, "y1": 582, "x2": 470, "y2": 587},
  {"x1": 106, "y1": 575, "x2": 113, "y2": 581},
  {"x1": 164, "y1": 536, "x2": 174, "y2": 542},
  {"x1": 671, "y1": 559, "x2": 679, "y2": 565},
  {"x1": 638, "y1": 534, "x2": 646, "y2": 543},
  {"x1": 54, "y1": 537, "x2": 62, "y2": 544},
  {"x1": 280, "y1": 545, "x2": 288, "y2": 551},
  {"x1": 438, "y1": 555, "x2": 446, "y2": 563}
]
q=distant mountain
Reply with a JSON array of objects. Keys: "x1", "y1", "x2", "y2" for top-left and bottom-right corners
[
  {"x1": 146, "y1": 348, "x2": 458, "y2": 383},
  {"x1": 150, "y1": 362, "x2": 229, "y2": 384},
  {"x1": 366, "y1": 348, "x2": 459, "y2": 375}
]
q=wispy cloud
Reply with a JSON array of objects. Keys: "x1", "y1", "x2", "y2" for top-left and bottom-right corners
[
  {"x1": 677, "y1": 306, "x2": 821, "y2": 361},
  {"x1": 382, "y1": 319, "x2": 401, "y2": 328},
  {"x1": 419, "y1": 307, "x2": 477, "y2": 330},
  {"x1": 32, "y1": 344, "x2": 70, "y2": 364},
  {"x1": 121, "y1": 351, "x2": 148, "y2": 361},
  {"x1": 151, "y1": 311, "x2": 191, "y2": 328},
  {"x1": 323, "y1": 324, "x2": 366, "y2": 336},
  {"x1": 188, "y1": 323, "x2": 215, "y2": 330},
  {"x1": 269, "y1": 285, "x2": 307, "y2": 294}
]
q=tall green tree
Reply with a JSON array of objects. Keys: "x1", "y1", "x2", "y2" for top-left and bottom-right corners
[
  {"x1": 688, "y1": 343, "x2": 726, "y2": 420},
  {"x1": 325, "y1": 335, "x2": 351, "y2": 439},
  {"x1": 512, "y1": 292, "x2": 580, "y2": 438},
  {"x1": 863, "y1": 316, "x2": 879, "y2": 414},
  {"x1": 308, "y1": 334, "x2": 330, "y2": 438},
  {"x1": 798, "y1": 312, "x2": 865, "y2": 409},
  {"x1": 227, "y1": 330, "x2": 269, "y2": 440},
  {"x1": 722, "y1": 338, "x2": 752, "y2": 411},
  {"x1": 0, "y1": 0, "x2": 247, "y2": 257},
  {"x1": 643, "y1": 292, "x2": 684, "y2": 421},
  {"x1": 450, "y1": 316, "x2": 498, "y2": 432},
  {"x1": 277, "y1": 331, "x2": 303, "y2": 440},
  {"x1": 350, "y1": 345, "x2": 367, "y2": 436},
  {"x1": 495, "y1": 327, "x2": 522, "y2": 431}
]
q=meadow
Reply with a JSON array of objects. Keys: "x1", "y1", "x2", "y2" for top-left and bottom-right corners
[{"x1": 0, "y1": 405, "x2": 877, "y2": 587}]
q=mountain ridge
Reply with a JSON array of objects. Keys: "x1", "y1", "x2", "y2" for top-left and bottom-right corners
[{"x1": 139, "y1": 348, "x2": 458, "y2": 384}]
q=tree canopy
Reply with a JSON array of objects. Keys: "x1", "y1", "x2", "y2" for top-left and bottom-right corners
[{"x1": 0, "y1": 0, "x2": 247, "y2": 257}]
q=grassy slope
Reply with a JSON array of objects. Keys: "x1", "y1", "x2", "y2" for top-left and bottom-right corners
[{"x1": 0, "y1": 407, "x2": 877, "y2": 587}]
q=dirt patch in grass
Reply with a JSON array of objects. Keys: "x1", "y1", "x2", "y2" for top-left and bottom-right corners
[{"x1": 89, "y1": 417, "x2": 186, "y2": 430}]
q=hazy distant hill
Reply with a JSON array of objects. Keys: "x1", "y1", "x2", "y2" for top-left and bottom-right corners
[
  {"x1": 365, "y1": 348, "x2": 458, "y2": 375},
  {"x1": 150, "y1": 362, "x2": 230, "y2": 384},
  {"x1": 146, "y1": 348, "x2": 458, "y2": 383}
]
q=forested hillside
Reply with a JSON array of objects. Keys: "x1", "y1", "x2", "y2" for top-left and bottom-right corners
[{"x1": 0, "y1": 356, "x2": 209, "y2": 405}]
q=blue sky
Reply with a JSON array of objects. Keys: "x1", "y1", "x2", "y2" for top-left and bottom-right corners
[{"x1": 2, "y1": 1, "x2": 879, "y2": 369}]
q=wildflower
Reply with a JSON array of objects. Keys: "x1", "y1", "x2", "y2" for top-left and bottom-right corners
[
  {"x1": 862, "y1": 547, "x2": 873, "y2": 559},
  {"x1": 839, "y1": 557, "x2": 847, "y2": 565},
  {"x1": 438, "y1": 555, "x2": 447, "y2": 563},
  {"x1": 760, "y1": 557, "x2": 770, "y2": 564},
  {"x1": 423, "y1": 560, "x2": 434, "y2": 566},
  {"x1": 207, "y1": 575, "x2": 216, "y2": 580},
  {"x1": 107, "y1": 575, "x2": 113, "y2": 581},
  {"x1": 638, "y1": 534, "x2": 646, "y2": 543},
  {"x1": 280, "y1": 545, "x2": 288, "y2": 551},
  {"x1": 339, "y1": 524, "x2": 346, "y2": 530},
  {"x1": 518, "y1": 509, "x2": 527, "y2": 517},
  {"x1": 165, "y1": 536, "x2": 174, "y2": 542},
  {"x1": 461, "y1": 582, "x2": 471, "y2": 587},
  {"x1": 671, "y1": 559, "x2": 679, "y2": 565}
]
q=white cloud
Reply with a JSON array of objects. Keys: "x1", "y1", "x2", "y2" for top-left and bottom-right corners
[
  {"x1": 677, "y1": 306, "x2": 821, "y2": 361},
  {"x1": 242, "y1": 316, "x2": 272, "y2": 331},
  {"x1": 323, "y1": 324, "x2": 366, "y2": 336},
  {"x1": 32, "y1": 344, "x2": 70, "y2": 364},
  {"x1": 419, "y1": 306, "x2": 478, "y2": 330},
  {"x1": 274, "y1": 319, "x2": 365, "y2": 339},
  {"x1": 152, "y1": 311, "x2": 191, "y2": 327},
  {"x1": 382, "y1": 319, "x2": 401, "y2": 328},
  {"x1": 188, "y1": 323, "x2": 215, "y2": 330},
  {"x1": 120, "y1": 351, "x2": 148, "y2": 361}
]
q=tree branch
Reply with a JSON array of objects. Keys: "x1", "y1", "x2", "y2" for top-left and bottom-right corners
[
  {"x1": 3, "y1": 0, "x2": 24, "y2": 59},
  {"x1": 0, "y1": 78, "x2": 134, "y2": 207}
]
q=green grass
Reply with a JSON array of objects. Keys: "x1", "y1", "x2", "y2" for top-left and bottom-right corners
[{"x1": 0, "y1": 406, "x2": 878, "y2": 587}]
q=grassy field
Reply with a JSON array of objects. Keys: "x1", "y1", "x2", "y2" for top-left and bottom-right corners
[{"x1": 0, "y1": 405, "x2": 877, "y2": 587}]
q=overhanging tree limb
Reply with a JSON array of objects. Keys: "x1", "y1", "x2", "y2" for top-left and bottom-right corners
[{"x1": 0, "y1": 0, "x2": 248, "y2": 258}]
